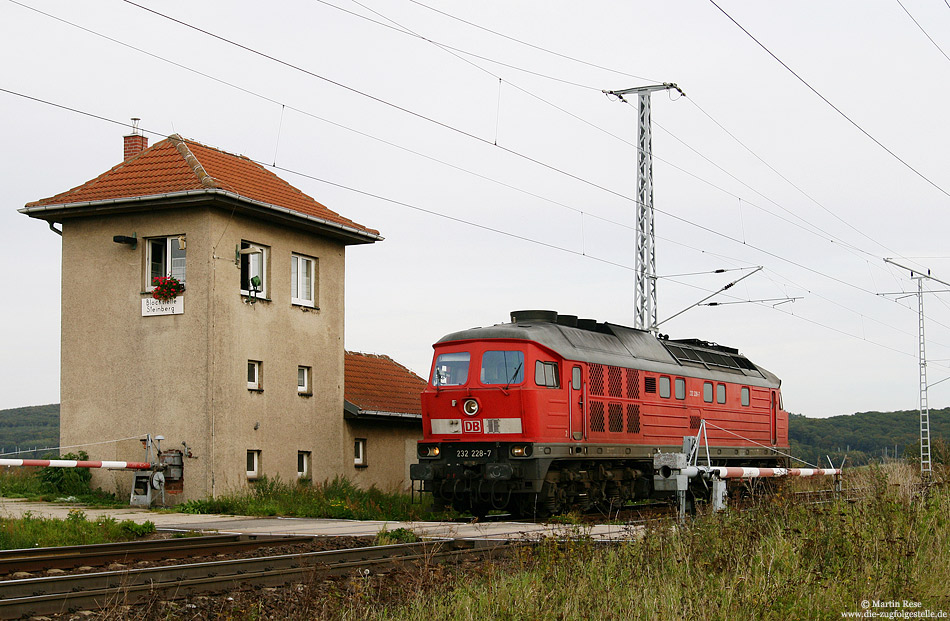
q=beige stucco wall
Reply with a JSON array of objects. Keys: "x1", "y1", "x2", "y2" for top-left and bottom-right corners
[
  {"x1": 344, "y1": 421, "x2": 421, "y2": 493},
  {"x1": 59, "y1": 205, "x2": 350, "y2": 502}
]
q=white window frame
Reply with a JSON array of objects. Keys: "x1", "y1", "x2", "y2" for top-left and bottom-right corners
[
  {"x1": 291, "y1": 254, "x2": 316, "y2": 307},
  {"x1": 247, "y1": 360, "x2": 262, "y2": 391},
  {"x1": 147, "y1": 235, "x2": 186, "y2": 289},
  {"x1": 239, "y1": 241, "x2": 268, "y2": 298},
  {"x1": 297, "y1": 451, "x2": 311, "y2": 479},
  {"x1": 354, "y1": 439, "x2": 366, "y2": 467},
  {"x1": 297, "y1": 365, "x2": 311, "y2": 394},
  {"x1": 246, "y1": 449, "x2": 261, "y2": 479}
]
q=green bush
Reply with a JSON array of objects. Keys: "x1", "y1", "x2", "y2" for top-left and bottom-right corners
[{"x1": 38, "y1": 451, "x2": 92, "y2": 496}]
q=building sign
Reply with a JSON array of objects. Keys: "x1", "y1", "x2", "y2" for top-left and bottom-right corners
[{"x1": 142, "y1": 297, "x2": 184, "y2": 316}]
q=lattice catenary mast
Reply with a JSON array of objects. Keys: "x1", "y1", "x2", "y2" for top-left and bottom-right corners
[
  {"x1": 883, "y1": 258, "x2": 950, "y2": 481},
  {"x1": 606, "y1": 83, "x2": 683, "y2": 331}
]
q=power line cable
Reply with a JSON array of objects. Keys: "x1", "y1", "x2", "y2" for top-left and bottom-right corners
[
  {"x1": 383, "y1": 0, "x2": 916, "y2": 275},
  {"x1": 406, "y1": 0, "x2": 658, "y2": 82},
  {"x1": 9, "y1": 84, "x2": 948, "y2": 362},
  {"x1": 362, "y1": 0, "x2": 898, "y2": 276},
  {"x1": 14, "y1": 4, "x2": 946, "y2": 341},
  {"x1": 895, "y1": 0, "x2": 950, "y2": 65},
  {"x1": 708, "y1": 0, "x2": 950, "y2": 200},
  {"x1": 120, "y1": 0, "x2": 915, "y2": 300}
]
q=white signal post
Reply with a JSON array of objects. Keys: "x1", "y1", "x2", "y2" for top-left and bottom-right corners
[
  {"x1": 606, "y1": 83, "x2": 684, "y2": 331},
  {"x1": 883, "y1": 258, "x2": 950, "y2": 481}
]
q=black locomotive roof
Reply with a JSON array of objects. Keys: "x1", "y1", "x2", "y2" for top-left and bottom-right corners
[{"x1": 437, "y1": 311, "x2": 780, "y2": 389}]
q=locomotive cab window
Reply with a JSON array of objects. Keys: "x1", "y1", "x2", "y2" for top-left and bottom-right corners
[
  {"x1": 717, "y1": 383, "x2": 726, "y2": 404},
  {"x1": 659, "y1": 376, "x2": 671, "y2": 398},
  {"x1": 480, "y1": 351, "x2": 524, "y2": 385},
  {"x1": 432, "y1": 352, "x2": 470, "y2": 386},
  {"x1": 703, "y1": 382, "x2": 713, "y2": 403},
  {"x1": 675, "y1": 377, "x2": 686, "y2": 400},
  {"x1": 572, "y1": 366, "x2": 581, "y2": 390},
  {"x1": 535, "y1": 361, "x2": 560, "y2": 388},
  {"x1": 741, "y1": 386, "x2": 750, "y2": 407}
]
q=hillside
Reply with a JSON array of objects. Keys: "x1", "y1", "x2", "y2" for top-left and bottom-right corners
[
  {"x1": 789, "y1": 408, "x2": 950, "y2": 466},
  {"x1": 0, "y1": 404, "x2": 59, "y2": 457}
]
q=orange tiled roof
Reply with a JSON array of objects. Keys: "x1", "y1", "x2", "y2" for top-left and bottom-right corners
[
  {"x1": 25, "y1": 135, "x2": 379, "y2": 238},
  {"x1": 344, "y1": 352, "x2": 425, "y2": 416}
]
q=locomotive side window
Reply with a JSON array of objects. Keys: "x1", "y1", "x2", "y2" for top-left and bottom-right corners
[
  {"x1": 741, "y1": 386, "x2": 750, "y2": 406},
  {"x1": 675, "y1": 377, "x2": 686, "y2": 400},
  {"x1": 703, "y1": 382, "x2": 713, "y2": 403},
  {"x1": 659, "y1": 376, "x2": 671, "y2": 398},
  {"x1": 480, "y1": 351, "x2": 525, "y2": 385},
  {"x1": 535, "y1": 361, "x2": 560, "y2": 388},
  {"x1": 432, "y1": 352, "x2": 470, "y2": 386},
  {"x1": 572, "y1": 366, "x2": 581, "y2": 390},
  {"x1": 717, "y1": 383, "x2": 726, "y2": 404}
]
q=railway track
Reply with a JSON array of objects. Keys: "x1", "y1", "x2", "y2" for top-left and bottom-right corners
[
  {"x1": 0, "y1": 537, "x2": 522, "y2": 619},
  {"x1": 0, "y1": 533, "x2": 316, "y2": 575}
]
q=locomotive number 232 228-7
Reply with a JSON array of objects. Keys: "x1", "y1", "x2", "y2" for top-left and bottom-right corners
[{"x1": 456, "y1": 449, "x2": 492, "y2": 458}]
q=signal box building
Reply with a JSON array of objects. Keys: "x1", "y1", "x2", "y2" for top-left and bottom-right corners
[{"x1": 20, "y1": 131, "x2": 420, "y2": 500}]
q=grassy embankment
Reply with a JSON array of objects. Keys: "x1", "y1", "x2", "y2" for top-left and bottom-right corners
[
  {"x1": 329, "y1": 463, "x2": 949, "y2": 620},
  {"x1": 175, "y1": 476, "x2": 454, "y2": 521}
]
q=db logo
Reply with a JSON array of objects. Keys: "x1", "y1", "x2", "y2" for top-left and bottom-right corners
[{"x1": 462, "y1": 420, "x2": 482, "y2": 433}]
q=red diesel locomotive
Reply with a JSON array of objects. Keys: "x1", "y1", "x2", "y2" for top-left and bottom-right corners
[{"x1": 410, "y1": 310, "x2": 790, "y2": 516}]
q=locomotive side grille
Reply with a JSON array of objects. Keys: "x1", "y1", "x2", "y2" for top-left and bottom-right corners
[
  {"x1": 590, "y1": 401, "x2": 605, "y2": 432},
  {"x1": 608, "y1": 403, "x2": 623, "y2": 432},
  {"x1": 689, "y1": 415, "x2": 701, "y2": 430},
  {"x1": 590, "y1": 364, "x2": 605, "y2": 396},
  {"x1": 607, "y1": 366, "x2": 622, "y2": 397},
  {"x1": 626, "y1": 368, "x2": 640, "y2": 399},
  {"x1": 645, "y1": 376, "x2": 657, "y2": 393},
  {"x1": 626, "y1": 403, "x2": 641, "y2": 434}
]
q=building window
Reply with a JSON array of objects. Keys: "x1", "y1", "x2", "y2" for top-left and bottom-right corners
[
  {"x1": 297, "y1": 451, "x2": 311, "y2": 479},
  {"x1": 247, "y1": 360, "x2": 262, "y2": 391},
  {"x1": 659, "y1": 376, "x2": 671, "y2": 399},
  {"x1": 291, "y1": 254, "x2": 317, "y2": 307},
  {"x1": 147, "y1": 236, "x2": 186, "y2": 288},
  {"x1": 354, "y1": 439, "x2": 366, "y2": 467},
  {"x1": 703, "y1": 382, "x2": 713, "y2": 403},
  {"x1": 741, "y1": 386, "x2": 750, "y2": 407},
  {"x1": 246, "y1": 450, "x2": 260, "y2": 479},
  {"x1": 717, "y1": 383, "x2": 726, "y2": 404},
  {"x1": 534, "y1": 361, "x2": 560, "y2": 388},
  {"x1": 675, "y1": 377, "x2": 686, "y2": 400},
  {"x1": 239, "y1": 241, "x2": 267, "y2": 297},
  {"x1": 297, "y1": 365, "x2": 311, "y2": 394}
]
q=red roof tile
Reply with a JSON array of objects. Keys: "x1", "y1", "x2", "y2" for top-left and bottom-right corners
[
  {"x1": 344, "y1": 352, "x2": 426, "y2": 416},
  {"x1": 25, "y1": 135, "x2": 379, "y2": 238}
]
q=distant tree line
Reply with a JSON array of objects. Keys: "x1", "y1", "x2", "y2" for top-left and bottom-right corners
[
  {"x1": 789, "y1": 408, "x2": 950, "y2": 467},
  {"x1": 0, "y1": 404, "x2": 59, "y2": 458}
]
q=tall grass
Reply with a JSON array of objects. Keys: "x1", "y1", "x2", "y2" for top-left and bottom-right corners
[
  {"x1": 176, "y1": 476, "x2": 453, "y2": 521},
  {"x1": 0, "y1": 510, "x2": 155, "y2": 550},
  {"x1": 351, "y1": 463, "x2": 950, "y2": 620}
]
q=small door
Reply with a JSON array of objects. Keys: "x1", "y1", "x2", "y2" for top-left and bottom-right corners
[
  {"x1": 570, "y1": 365, "x2": 584, "y2": 441},
  {"x1": 770, "y1": 391, "x2": 778, "y2": 445}
]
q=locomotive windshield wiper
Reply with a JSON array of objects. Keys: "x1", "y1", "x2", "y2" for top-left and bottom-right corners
[{"x1": 504, "y1": 362, "x2": 523, "y2": 391}]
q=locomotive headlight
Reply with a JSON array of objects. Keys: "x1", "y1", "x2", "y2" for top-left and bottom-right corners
[
  {"x1": 418, "y1": 445, "x2": 441, "y2": 458},
  {"x1": 462, "y1": 399, "x2": 479, "y2": 416},
  {"x1": 510, "y1": 445, "x2": 533, "y2": 457}
]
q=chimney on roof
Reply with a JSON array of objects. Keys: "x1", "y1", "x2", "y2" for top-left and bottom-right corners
[{"x1": 123, "y1": 118, "x2": 148, "y2": 161}]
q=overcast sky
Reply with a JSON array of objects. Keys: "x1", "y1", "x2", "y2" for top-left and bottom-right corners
[{"x1": 3, "y1": 0, "x2": 950, "y2": 419}]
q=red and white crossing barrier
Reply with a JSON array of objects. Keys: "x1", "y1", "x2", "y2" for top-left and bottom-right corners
[
  {"x1": 0, "y1": 459, "x2": 152, "y2": 470},
  {"x1": 683, "y1": 466, "x2": 841, "y2": 479}
]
